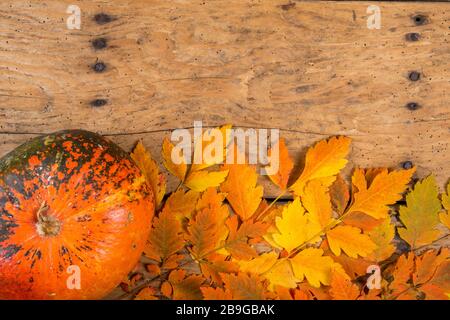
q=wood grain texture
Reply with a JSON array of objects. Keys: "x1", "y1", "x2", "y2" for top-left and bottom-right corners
[{"x1": 0, "y1": 0, "x2": 449, "y2": 196}]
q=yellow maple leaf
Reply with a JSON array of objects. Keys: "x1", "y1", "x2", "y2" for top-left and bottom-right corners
[
  {"x1": 238, "y1": 253, "x2": 298, "y2": 289},
  {"x1": 131, "y1": 141, "x2": 166, "y2": 208},
  {"x1": 162, "y1": 125, "x2": 231, "y2": 191},
  {"x1": 398, "y1": 175, "x2": 442, "y2": 249},
  {"x1": 439, "y1": 182, "x2": 450, "y2": 229},
  {"x1": 302, "y1": 180, "x2": 334, "y2": 228},
  {"x1": 191, "y1": 124, "x2": 232, "y2": 172},
  {"x1": 263, "y1": 259, "x2": 299, "y2": 289},
  {"x1": 267, "y1": 138, "x2": 294, "y2": 190},
  {"x1": 440, "y1": 212, "x2": 450, "y2": 230},
  {"x1": 220, "y1": 162, "x2": 263, "y2": 220},
  {"x1": 326, "y1": 225, "x2": 376, "y2": 258},
  {"x1": 161, "y1": 137, "x2": 187, "y2": 181},
  {"x1": 442, "y1": 182, "x2": 450, "y2": 210},
  {"x1": 366, "y1": 218, "x2": 396, "y2": 262},
  {"x1": 289, "y1": 248, "x2": 345, "y2": 287},
  {"x1": 184, "y1": 169, "x2": 229, "y2": 192},
  {"x1": 289, "y1": 136, "x2": 351, "y2": 197},
  {"x1": 346, "y1": 168, "x2": 415, "y2": 219},
  {"x1": 269, "y1": 198, "x2": 322, "y2": 253},
  {"x1": 238, "y1": 252, "x2": 279, "y2": 275}
]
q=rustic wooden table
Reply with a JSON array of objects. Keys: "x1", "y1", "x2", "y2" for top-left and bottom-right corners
[{"x1": 0, "y1": 0, "x2": 449, "y2": 197}]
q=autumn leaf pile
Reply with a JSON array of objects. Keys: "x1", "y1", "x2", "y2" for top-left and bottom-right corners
[{"x1": 118, "y1": 126, "x2": 450, "y2": 300}]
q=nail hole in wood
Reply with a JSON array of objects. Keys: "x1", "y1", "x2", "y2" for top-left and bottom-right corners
[
  {"x1": 90, "y1": 99, "x2": 107, "y2": 107},
  {"x1": 280, "y1": 3, "x2": 295, "y2": 11},
  {"x1": 94, "y1": 13, "x2": 113, "y2": 25},
  {"x1": 402, "y1": 161, "x2": 414, "y2": 170},
  {"x1": 92, "y1": 38, "x2": 107, "y2": 50},
  {"x1": 92, "y1": 62, "x2": 107, "y2": 73},
  {"x1": 406, "y1": 102, "x2": 421, "y2": 111},
  {"x1": 408, "y1": 71, "x2": 421, "y2": 81},
  {"x1": 405, "y1": 33, "x2": 420, "y2": 42},
  {"x1": 412, "y1": 14, "x2": 427, "y2": 26}
]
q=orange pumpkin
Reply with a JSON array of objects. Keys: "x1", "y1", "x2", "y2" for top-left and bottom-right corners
[{"x1": 0, "y1": 130, "x2": 154, "y2": 299}]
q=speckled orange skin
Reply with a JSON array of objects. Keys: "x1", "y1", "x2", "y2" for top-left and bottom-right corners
[{"x1": 0, "y1": 130, "x2": 154, "y2": 299}]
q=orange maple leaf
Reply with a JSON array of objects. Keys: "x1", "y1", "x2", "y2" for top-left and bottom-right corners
[
  {"x1": 388, "y1": 249, "x2": 449, "y2": 300},
  {"x1": 330, "y1": 175, "x2": 350, "y2": 215},
  {"x1": 201, "y1": 287, "x2": 232, "y2": 300},
  {"x1": 186, "y1": 189, "x2": 229, "y2": 258},
  {"x1": 267, "y1": 138, "x2": 294, "y2": 190},
  {"x1": 167, "y1": 270, "x2": 205, "y2": 300},
  {"x1": 129, "y1": 129, "x2": 450, "y2": 301},
  {"x1": 223, "y1": 215, "x2": 268, "y2": 260},
  {"x1": 326, "y1": 225, "x2": 376, "y2": 258},
  {"x1": 220, "y1": 273, "x2": 268, "y2": 300},
  {"x1": 413, "y1": 249, "x2": 450, "y2": 300},
  {"x1": 134, "y1": 287, "x2": 158, "y2": 300},
  {"x1": 220, "y1": 162, "x2": 263, "y2": 220},
  {"x1": 302, "y1": 180, "x2": 334, "y2": 229},
  {"x1": 144, "y1": 207, "x2": 185, "y2": 263},
  {"x1": 366, "y1": 218, "x2": 396, "y2": 262},
  {"x1": 329, "y1": 272, "x2": 361, "y2": 300},
  {"x1": 199, "y1": 253, "x2": 239, "y2": 284},
  {"x1": 388, "y1": 252, "x2": 416, "y2": 299},
  {"x1": 346, "y1": 168, "x2": 415, "y2": 219},
  {"x1": 131, "y1": 141, "x2": 166, "y2": 208},
  {"x1": 289, "y1": 136, "x2": 351, "y2": 197},
  {"x1": 164, "y1": 189, "x2": 199, "y2": 221},
  {"x1": 161, "y1": 137, "x2": 188, "y2": 181}
]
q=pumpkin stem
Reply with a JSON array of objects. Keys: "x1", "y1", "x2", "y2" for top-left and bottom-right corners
[
  {"x1": 36, "y1": 201, "x2": 61, "y2": 237},
  {"x1": 36, "y1": 201, "x2": 49, "y2": 221}
]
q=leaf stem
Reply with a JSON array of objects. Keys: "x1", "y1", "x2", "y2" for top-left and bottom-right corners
[
  {"x1": 288, "y1": 205, "x2": 354, "y2": 258},
  {"x1": 175, "y1": 180, "x2": 184, "y2": 191},
  {"x1": 255, "y1": 190, "x2": 287, "y2": 221},
  {"x1": 412, "y1": 233, "x2": 450, "y2": 252},
  {"x1": 119, "y1": 259, "x2": 192, "y2": 300}
]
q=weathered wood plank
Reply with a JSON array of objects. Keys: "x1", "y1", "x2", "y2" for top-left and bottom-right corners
[{"x1": 0, "y1": 0, "x2": 449, "y2": 196}]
